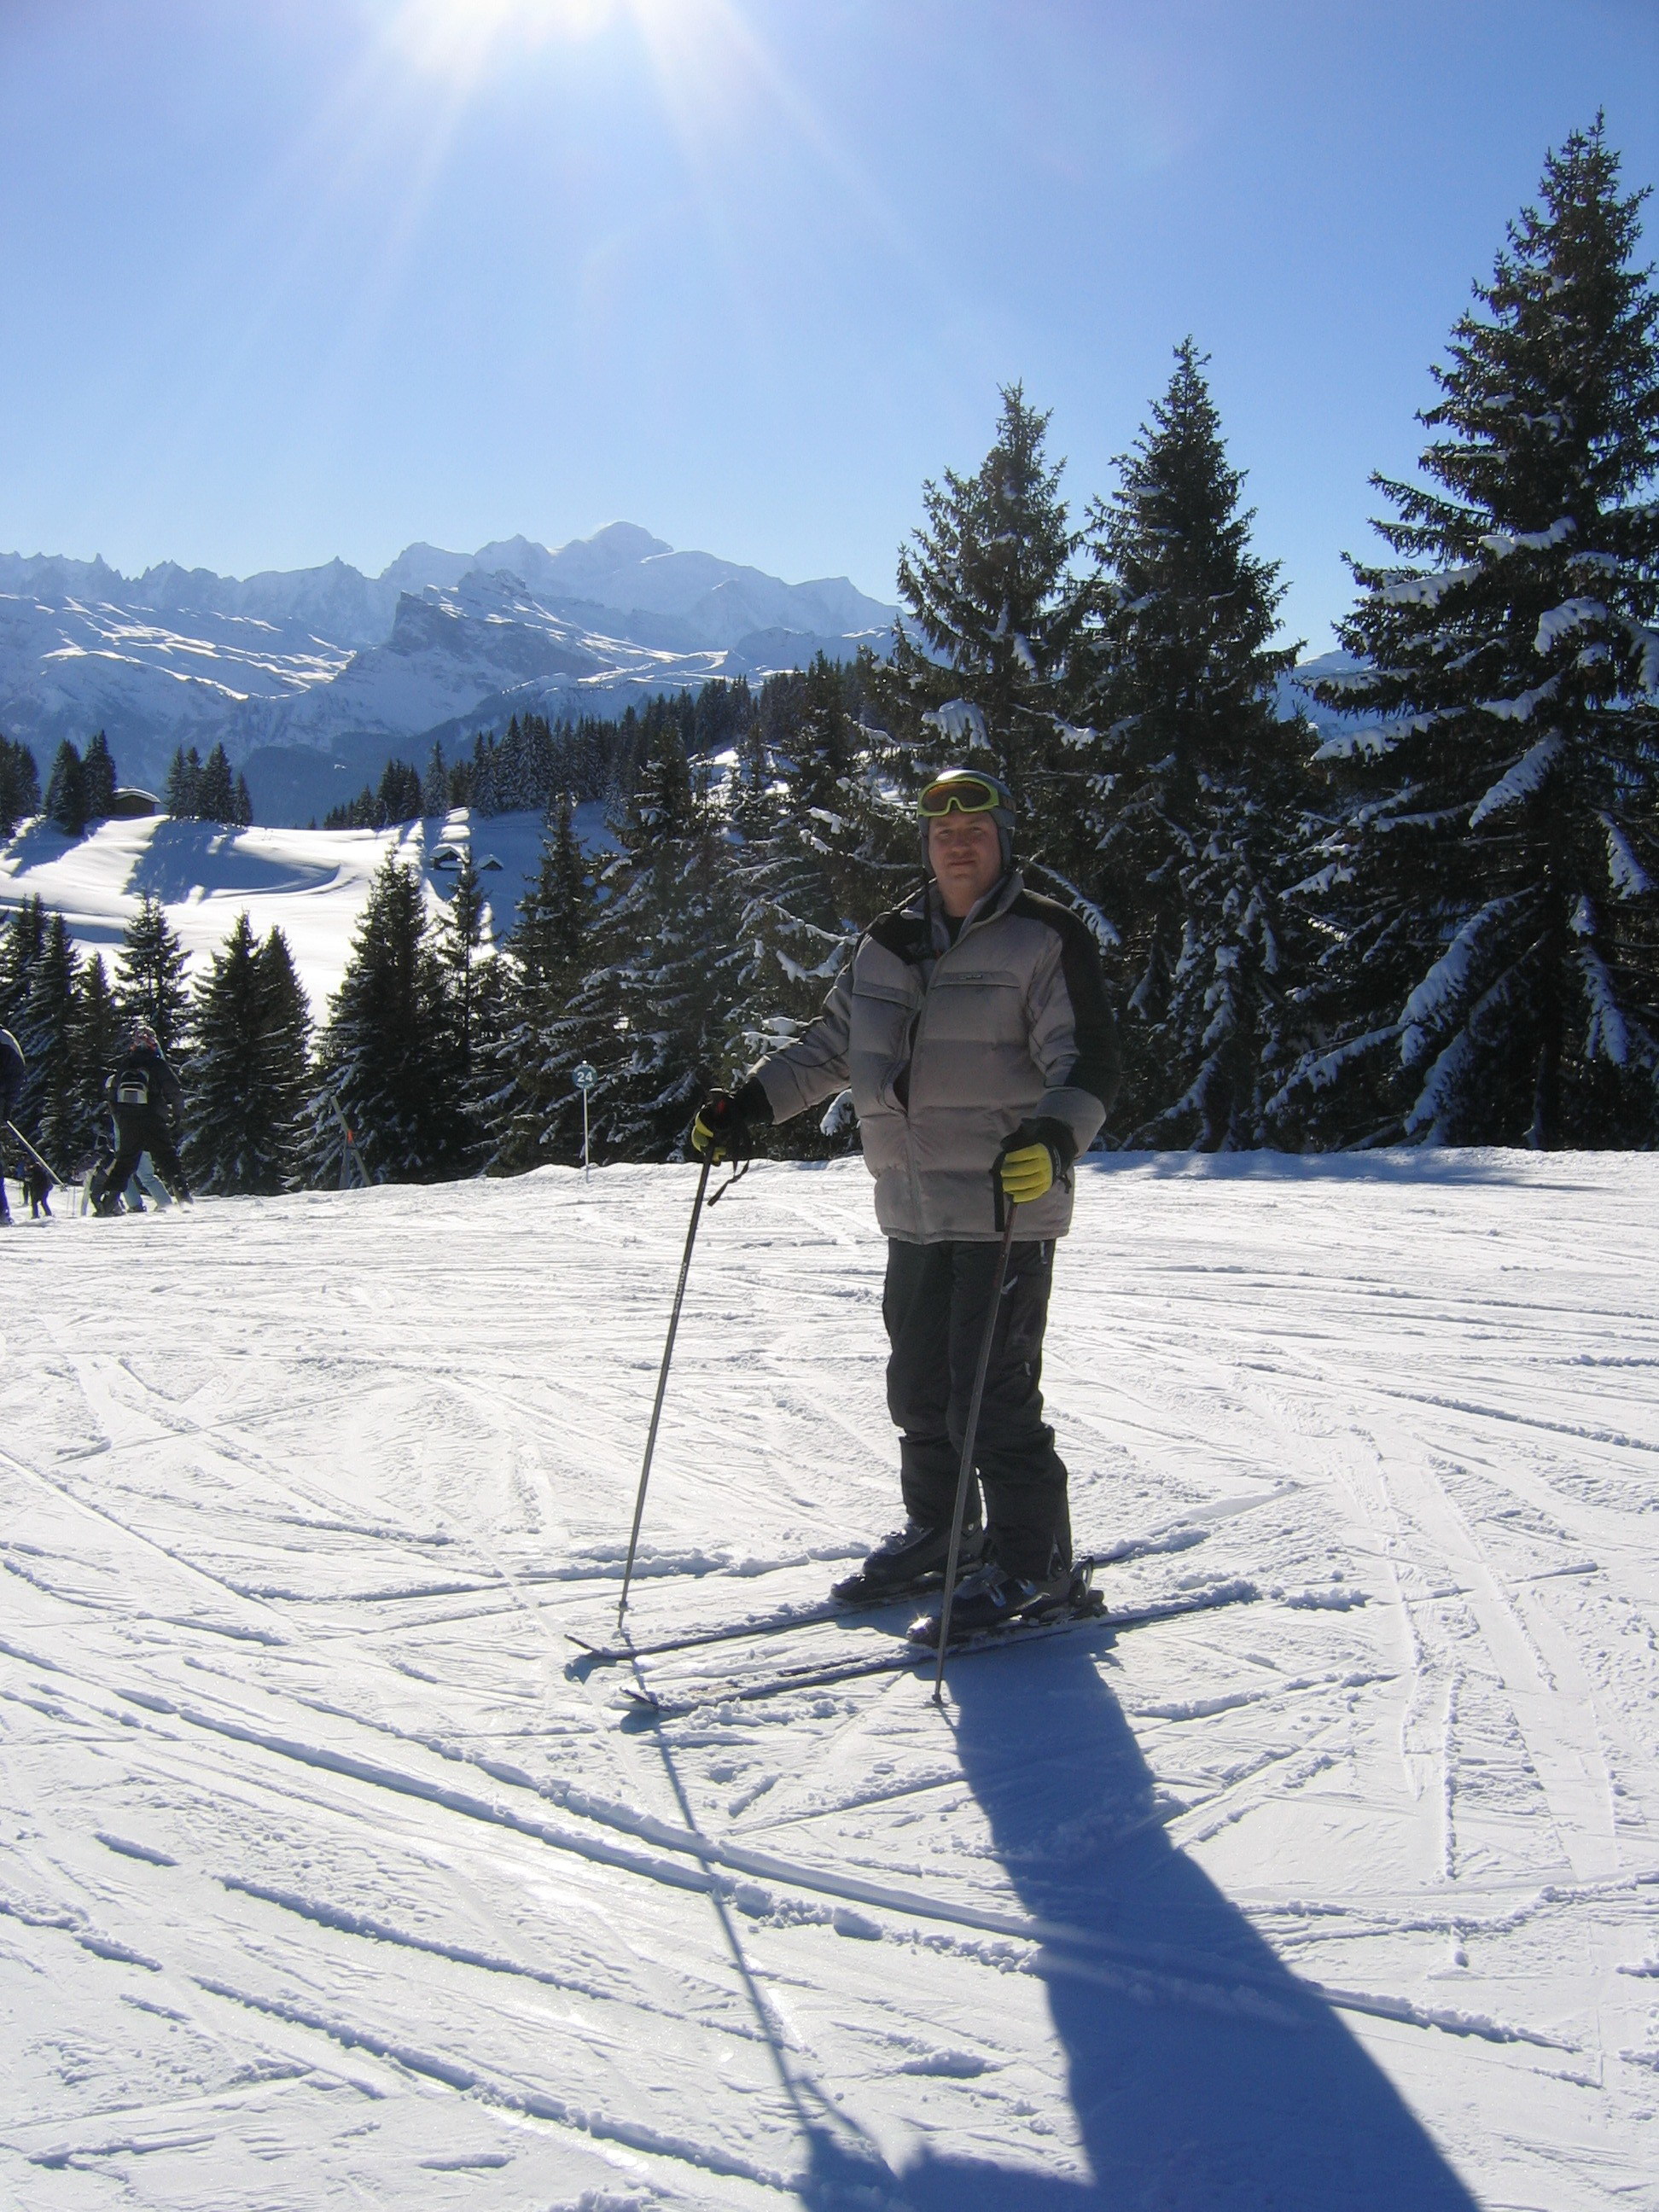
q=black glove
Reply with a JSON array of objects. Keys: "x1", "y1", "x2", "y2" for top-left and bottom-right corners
[
  {"x1": 996, "y1": 1118, "x2": 1077, "y2": 1206},
  {"x1": 691, "y1": 1078, "x2": 771, "y2": 1162}
]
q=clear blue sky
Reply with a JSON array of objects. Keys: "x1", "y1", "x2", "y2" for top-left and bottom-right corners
[{"x1": 1, "y1": 0, "x2": 1655, "y2": 650}]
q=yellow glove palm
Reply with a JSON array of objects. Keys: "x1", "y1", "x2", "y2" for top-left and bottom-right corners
[
  {"x1": 690, "y1": 1109, "x2": 725, "y2": 1161},
  {"x1": 998, "y1": 1140, "x2": 1055, "y2": 1205}
]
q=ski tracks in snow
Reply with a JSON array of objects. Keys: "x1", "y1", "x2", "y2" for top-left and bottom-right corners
[{"x1": 2, "y1": 1155, "x2": 1657, "y2": 2206}]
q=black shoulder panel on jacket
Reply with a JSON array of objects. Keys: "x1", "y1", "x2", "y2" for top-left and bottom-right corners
[
  {"x1": 866, "y1": 897, "x2": 933, "y2": 968},
  {"x1": 1008, "y1": 891, "x2": 1122, "y2": 1126}
]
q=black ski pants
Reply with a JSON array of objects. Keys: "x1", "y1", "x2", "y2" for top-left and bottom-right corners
[
  {"x1": 98, "y1": 1110, "x2": 189, "y2": 1206},
  {"x1": 882, "y1": 1237, "x2": 1070, "y2": 1581}
]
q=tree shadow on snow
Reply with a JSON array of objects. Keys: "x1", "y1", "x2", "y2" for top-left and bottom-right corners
[{"x1": 812, "y1": 1631, "x2": 1481, "y2": 2212}]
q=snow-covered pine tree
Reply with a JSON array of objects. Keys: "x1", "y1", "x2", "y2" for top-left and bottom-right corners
[
  {"x1": 254, "y1": 926, "x2": 311, "y2": 1158},
  {"x1": 725, "y1": 656, "x2": 914, "y2": 1139},
  {"x1": 490, "y1": 795, "x2": 598, "y2": 1173},
  {"x1": 186, "y1": 913, "x2": 312, "y2": 1194},
  {"x1": 869, "y1": 385, "x2": 1081, "y2": 818},
  {"x1": 554, "y1": 702, "x2": 741, "y2": 1160},
  {"x1": 1074, "y1": 339, "x2": 1312, "y2": 1144},
  {"x1": 45, "y1": 741, "x2": 88, "y2": 835},
  {"x1": 422, "y1": 742, "x2": 449, "y2": 817},
  {"x1": 0, "y1": 894, "x2": 45, "y2": 1035},
  {"x1": 116, "y1": 894, "x2": 191, "y2": 1059},
  {"x1": 1285, "y1": 121, "x2": 1659, "y2": 1148},
  {"x1": 434, "y1": 845, "x2": 505, "y2": 1168},
  {"x1": 306, "y1": 850, "x2": 461, "y2": 1183},
  {"x1": 81, "y1": 733, "x2": 117, "y2": 822}
]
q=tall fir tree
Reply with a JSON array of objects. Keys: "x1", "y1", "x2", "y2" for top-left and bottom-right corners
[
  {"x1": 868, "y1": 385, "x2": 1081, "y2": 822},
  {"x1": 725, "y1": 656, "x2": 913, "y2": 1138},
  {"x1": 196, "y1": 743, "x2": 236, "y2": 823},
  {"x1": 45, "y1": 740, "x2": 88, "y2": 835},
  {"x1": 1073, "y1": 340, "x2": 1311, "y2": 1144},
  {"x1": 0, "y1": 894, "x2": 46, "y2": 1036},
  {"x1": 491, "y1": 795, "x2": 598, "y2": 1172},
  {"x1": 306, "y1": 851, "x2": 461, "y2": 1183},
  {"x1": 81, "y1": 733, "x2": 118, "y2": 821},
  {"x1": 1, "y1": 736, "x2": 41, "y2": 835},
  {"x1": 17, "y1": 911, "x2": 79, "y2": 1172},
  {"x1": 186, "y1": 913, "x2": 311, "y2": 1194},
  {"x1": 553, "y1": 704, "x2": 741, "y2": 1159},
  {"x1": 72, "y1": 952, "x2": 123, "y2": 1168},
  {"x1": 1284, "y1": 121, "x2": 1659, "y2": 1148},
  {"x1": 116, "y1": 894, "x2": 192, "y2": 1059},
  {"x1": 166, "y1": 747, "x2": 202, "y2": 818}
]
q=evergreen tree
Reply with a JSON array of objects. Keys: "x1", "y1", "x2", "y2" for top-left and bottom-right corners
[
  {"x1": 166, "y1": 746, "x2": 202, "y2": 818},
  {"x1": 233, "y1": 771, "x2": 254, "y2": 828},
  {"x1": 255, "y1": 926, "x2": 312, "y2": 1155},
  {"x1": 18, "y1": 912, "x2": 80, "y2": 1172},
  {"x1": 72, "y1": 952, "x2": 122, "y2": 1167},
  {"x1": 45, "y1": 740, "x2": 88, "y2": 835},
  {"x1": 0, "y1": 894, "x2": 46, "y2": 1036},
  {"x1": 868, "y1": 384, "x2": 1080, "y2": 816},
  {"x1": 0, "y1": 736, "x2": 41, "y2": 835},
  {"x1": 186, "y1": 913, "x2": 311, "y2": 1194},
  {"x1": 115, "y1": 894, "x2": 192, "y2": 1058},
  {"x1": 422, "y1": 740, "x2": 449, "y2": 816},
  {"x1": 553, "y1": 706, "x2": 742, "y2": 1159},
  {"x1": 81, "y1": 732, "x2": 118, "y2": 821},
  {"x1": 1284, "y1": 122, "x2": 1659, "y2": 1148},
  {"x1": 1073, "y1": 340, "x2": 1311, "y2": 1144},
  {"x1": 196, "y1": 743, "x2": 236, "y2": 823},
  {"x1": 306, "y1": 851, "x2": 461, "y2": 1183},
  {"x1": 490, "y1": 795, "x2": 599, "y2": 1172},
  {"x1": 726, "y1": 656, "x2": 914, "y2": 1141}
]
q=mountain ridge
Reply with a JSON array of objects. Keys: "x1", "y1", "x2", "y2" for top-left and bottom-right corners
[{"x1": 0, "y1": 521, "x2": 898, "y2": 798}]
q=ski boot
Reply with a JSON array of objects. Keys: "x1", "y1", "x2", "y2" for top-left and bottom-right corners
[
  {"x1": 832, "y1": 1517, "x2": 987, "y2": 1604},
  {"x1": 908, "y1": 1557, "x2": 1103, "y2": 1647}
]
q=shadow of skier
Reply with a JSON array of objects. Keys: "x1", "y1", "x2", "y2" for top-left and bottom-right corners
[{"x1": 818, "y1": 1628, "x2": 1483, "y2": 2211}]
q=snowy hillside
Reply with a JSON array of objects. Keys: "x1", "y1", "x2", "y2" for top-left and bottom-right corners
[
  {"x1": 2, "y1": 1152, "x2": 1655, "y2": 2209},
  {"x1": 0, "y1": 523, "x2": 899, "y2": 794},
  {"x1": 0, "y1": 806, "x2": 583, "y2": 1008}
]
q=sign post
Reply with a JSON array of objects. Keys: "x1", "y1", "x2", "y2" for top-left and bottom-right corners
[{"x1": 573, "y1": 1062, "x2": 597, "y2": 1182}]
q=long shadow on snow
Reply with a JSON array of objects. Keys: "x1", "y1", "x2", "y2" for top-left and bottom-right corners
[{"x1": 827, "y1": 1631, "x2": 1480, "y2": 2211}]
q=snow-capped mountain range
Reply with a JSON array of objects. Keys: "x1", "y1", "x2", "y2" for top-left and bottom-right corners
[{"x1": 0, "y1": 521, "x2": 898, "y2": 800}]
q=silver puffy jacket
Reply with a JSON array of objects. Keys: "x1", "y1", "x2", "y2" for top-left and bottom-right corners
[{"x1": 751, "y1": 873, "x2": 1120, "y2": 1243}]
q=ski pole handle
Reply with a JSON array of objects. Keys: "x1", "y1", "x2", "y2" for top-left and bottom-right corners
[{"x1": 617, "y1": 1156, "x2": 713, "y2": 1626}]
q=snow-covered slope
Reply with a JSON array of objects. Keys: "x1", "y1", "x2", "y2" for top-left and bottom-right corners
[
  {"x1": 2, "y1": 1152, "x2": 1655, "y2": 2208},
  {"x1": 0, "y1": 807, "x2": 584, "y2": 1008},
  {"x1": 0, "y1": 525, "x2": 899, "y2": 792}
]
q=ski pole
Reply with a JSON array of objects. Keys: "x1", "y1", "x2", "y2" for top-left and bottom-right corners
[
  {"x1": 617, "y1": 1155, "x2": 713, "y2": 1627},
  {"x1": 6, "y1": 1121, "x2": 61, "y2": 1189},
  {"x1": 932, "y1": 1192, "x2": 1018, "y2": 1704}
]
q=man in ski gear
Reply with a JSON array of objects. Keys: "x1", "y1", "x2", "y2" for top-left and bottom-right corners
[
  {"x1": 90, "y1": 1022, "x2": 191, "y2": 1214},
  {"x1": 0, "y1": 1025, "x2": 23, "y2": 1225},
  {"x1": 695, "y1": 766, "x2": 1120, "y2": 1639}
]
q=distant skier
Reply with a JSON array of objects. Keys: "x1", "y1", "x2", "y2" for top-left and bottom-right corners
[
  {"x1": 90, "y1": 1022, "x2": 192, "y2": 1214},
  {"x1": 0, "y1": 1024, "x2": 22, "y2": 1225},
  {"x1": 693, "y1": 768, "x2": 1120, "y2": 1639}
]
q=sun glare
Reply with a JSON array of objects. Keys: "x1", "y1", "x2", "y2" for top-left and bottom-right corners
[{"x1": 392, "y1": 0, "x2": 622, "y2": 75}]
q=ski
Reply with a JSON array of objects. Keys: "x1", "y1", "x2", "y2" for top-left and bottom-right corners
[
  {"x1": 617, "y1": 1578, "x2": 1259, "y2": 1721},
  {"x1": 566, "y1": 1523, "x2": 1212, "y2": 1672}
]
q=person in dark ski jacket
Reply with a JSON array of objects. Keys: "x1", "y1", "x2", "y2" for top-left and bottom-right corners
[
  {"x1": 90, "y1": 1022, "x2": 191, "y2": 1214},
  {"x1": 693, "y1": 767, "x2": 1121, "y2": 1639},
  {"x1": 0, "y1": 1024, "x2": 23, "y2": 1225}
]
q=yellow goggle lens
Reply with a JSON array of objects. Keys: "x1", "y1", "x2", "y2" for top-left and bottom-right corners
[{"x1": 918, "y1": 777, "x2": 1002, "y2": 818}]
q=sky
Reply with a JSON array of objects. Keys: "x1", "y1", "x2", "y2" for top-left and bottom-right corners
[{"x1": 0, "y1": 0, "x2": 1655, "y2": 654}]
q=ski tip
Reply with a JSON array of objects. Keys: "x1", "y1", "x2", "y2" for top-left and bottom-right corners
[{"x1": 619, "y1": 1688, "x2": 666, "y2": 1731}]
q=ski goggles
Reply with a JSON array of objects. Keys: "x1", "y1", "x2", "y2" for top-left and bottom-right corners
[{"x1": 917, "y1": 771, "x2": 1010, "y2": 819}]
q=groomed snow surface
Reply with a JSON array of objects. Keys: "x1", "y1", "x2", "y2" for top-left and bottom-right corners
[{"x1": 2, "y1": 1151, "x2": 1656, "y2": 2209}]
